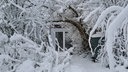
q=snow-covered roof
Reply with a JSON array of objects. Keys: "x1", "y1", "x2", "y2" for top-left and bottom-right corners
[{"x1": 91, "y1": 32, "x2": 104, "y2": 37}]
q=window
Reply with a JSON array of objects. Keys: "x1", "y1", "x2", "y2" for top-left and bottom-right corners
[{"x1": 51, "y1": 28, "x2": 71, "y2": 51}]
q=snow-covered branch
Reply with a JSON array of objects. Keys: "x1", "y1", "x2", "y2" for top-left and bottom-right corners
[
  {"x1": 83, "y1": 6, "x2": 102, "y2": 22},
  {"x1": 9, "y1": 0, "x2": 27, "y2": 12},
  {"x1": 89, "y1": 6, "x2": 123, "y2": 55},
  {"x1": 106, "y1": 4, "x2": 128, "y2": 70}
]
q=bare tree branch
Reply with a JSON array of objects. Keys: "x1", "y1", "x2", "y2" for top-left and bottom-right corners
[{"x1": 69, "y1": 5, "x2": 79, "y2": 17}]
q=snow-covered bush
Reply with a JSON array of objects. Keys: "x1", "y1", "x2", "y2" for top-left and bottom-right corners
[
  {"x1": 0, "y1": 32, "x2": 72, "y2": 72},
  {"x1": 89, "y1": 3, "x2": 128, "y2": 71},
  {"x1": 105, "y1": 5, "x2": 128, "y2": 71},
  {"x1": 89, "y1": 6, "x2": 123, "y2": 60}
]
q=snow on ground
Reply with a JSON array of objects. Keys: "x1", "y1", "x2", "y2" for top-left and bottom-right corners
[
  {"x1": 16, "y1": 60, "x2": 35, "y2": 72},
  {"x1": 65, "y1": 55, "x2": 110, "y2": 72}
]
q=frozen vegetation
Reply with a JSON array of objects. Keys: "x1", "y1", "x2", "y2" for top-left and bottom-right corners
[{"x1": 1, "y1": 0, "x2": 128, "y2": 72}]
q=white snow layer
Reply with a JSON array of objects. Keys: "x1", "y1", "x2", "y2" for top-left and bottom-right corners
[
  {"x1": 16, "y1": 60, "x2": 35, "y2": 72},
  {"x1": 65, "y1": 55, "x2": 110, "y2": 72}
]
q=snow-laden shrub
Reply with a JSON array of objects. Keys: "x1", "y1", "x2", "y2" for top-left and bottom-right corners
[
  {"x1": 89, "y1": 4, "x2": 128, "y2": 72},
  {"x1": 89, "y1": 6, "x2": 123, "y2": 63},
  {"x1": 0, "y1": 33, "x2": 72, "y2": 72},
  {"x1": 104, "y1": 5, "x2": 128, "y2": 71}
]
